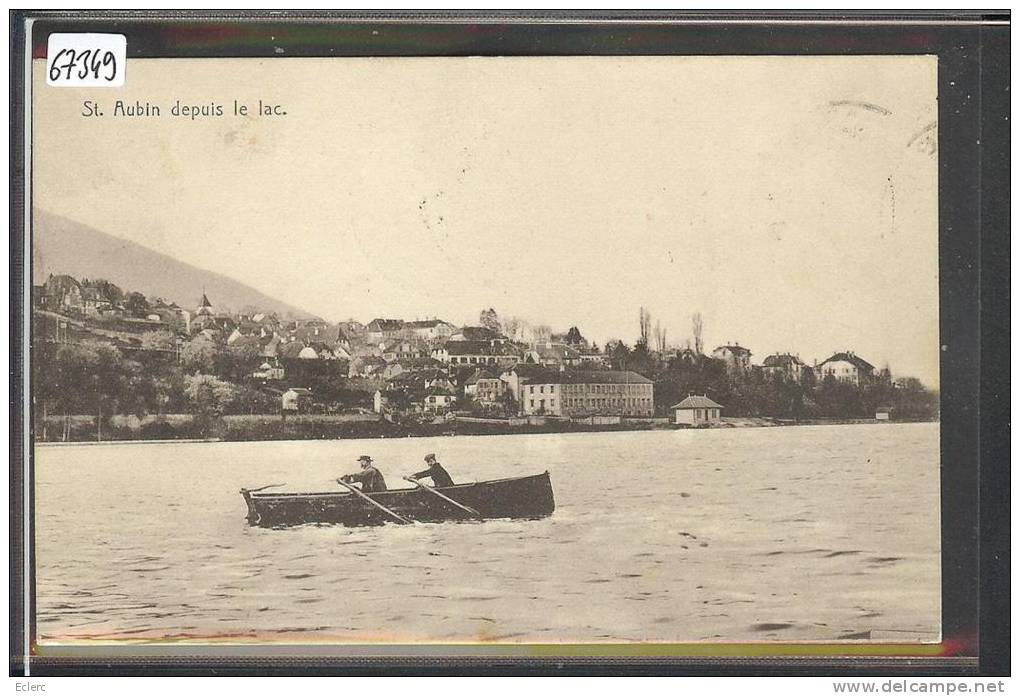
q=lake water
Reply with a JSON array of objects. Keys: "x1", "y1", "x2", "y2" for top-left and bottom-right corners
[{"x1": 34, "y1": 423, "x2": 941, "y2": 644}]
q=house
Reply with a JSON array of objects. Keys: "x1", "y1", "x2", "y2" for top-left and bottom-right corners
[
  {"x1": 348, "y1": 355, "x2": 386, "y2": 378},
  {"x1": 761, "y1": 353, "x2": 807, "y2": 380},
  {"x1": 380, "y1": 338, "x2": 428, "y2": 363},
  {"x1": 524, "y1": 342, "x2": 583, "y2": 368},
  {"x1": 253, "y1": 361, "x2": 285, "y2": 381},
  {"x1": 575, "y1": 347, "x2": 609, "y2": 367},
  {"x1": 338, "y1": 320, "x2": 367, "y2": 341},
  {"x1": 42, "y1": 274, "x2": 83, "y2": 312},
  {"x1": 260, "y1": 334, "x2": 282, "y2": 358},
  {"x1": 366, "y1": 318, "x2": 405, "y2": 343},
  {"x1": 80, "y1": 285, "x2": 113, "y2": 316},
  {"x1": 432, "y1": 340, "x2": 520, "y2": 367},
  {"x1": 816, "y1": 351, "x2": 875, "y2": 385},
  {"x1": 403, "y1": 319, "x2": 457, "y2": 342},
  {"x1": 423, "y1": 386, "x2": 457, "y2": 412},
  {"x1": 463, "y1": 369, "x2": 504, "y2": 403},
  {"x1": 281, "y1": 387, "x2": 313, "y2": 413},
  {"x1": 517, "y1": 370, "x2": 655, "y2": 417},
  {"x1": 499, "y1": 364, "x2": 559, "y2": 407},
  {"x1": 671, "y1": 395, "x2": 724, "y2": 426},
  {"x1": 666, "y1": 347, "x2": 704, "y2": 366},
  {"x1": 278, "y1": 341, "x2": 308, "y2": 360},
  {"x1": 712, "y1": 344, "x2": 752, "y2": 375}
]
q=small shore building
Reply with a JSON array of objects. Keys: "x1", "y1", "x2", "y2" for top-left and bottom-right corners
[{"x1": 671, "y1": 395, "x2": 724, "y2": 426}]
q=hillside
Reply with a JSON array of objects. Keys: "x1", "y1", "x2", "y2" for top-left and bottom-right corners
[{"x1": 32, "y1": 210, "x2": 318, "y2": 319}]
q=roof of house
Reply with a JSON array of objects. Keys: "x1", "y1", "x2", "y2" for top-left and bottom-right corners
[
  {"x1": 464, "y1": 368, "x2": 496, "y2": 385},
  {"x1": 516, "y1": 369, "x2": 653, "y2": 385},
  {"x1": 291, "y1": 324, "x2": 345, "y2": 345},
  {"x1": 671, "y1": 395, "x2": 724, "y2": 409},
  {"x1": 278, "y1": 341, "x2": 307, "y2": 359},
  {"x1": 442, "y1": 340, "x2": 517, "y2": 356},
  {"x1": 424, "y1": 386, "x2": 455, "y2": 397},
  {"x1": 284, "y1": 387, "x2": 313, "y2": 395},
  {"x1": 382, "y1": 338, "x2": 426, "y2": 352},
  {"x1": 503, "y1": 363, "x2": 560, "y2": 381},
  {"x1": 819, "y1": 351, "x2": 875, "y2": 371},
  {"x1": 714, "y1": 344, "x2": 751, "y2": 356},
  {"x1": 405, "y1": 319, "x2": 453, "y2": 329},
  {"x1": 762, "y1": 353, "x2": 806, "y2": 368},
  {"x1": 45, "y1": 274, "x2": 82, "y2": 293},
  {"x1": 531, "y1": 343, "x2": 582, "y2": 360},
  {"x1": 368, "y1": 318, "x2": 404, "y2": 331},
  {"x1": 230, "y1": 335, "x2": 262, "y2": 351},
  {"x1": 560, "y1": 370, "x2": 653, "y2": 385}
]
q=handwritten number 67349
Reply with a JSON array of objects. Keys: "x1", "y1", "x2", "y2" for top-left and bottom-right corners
[{"x1": 49, "y1": 48, "x2": 117, "y2": 83}]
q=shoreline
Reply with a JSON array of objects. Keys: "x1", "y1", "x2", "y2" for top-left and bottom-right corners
[{"x1": 33, "y1": 416, "x2": 938, "y2": 446}]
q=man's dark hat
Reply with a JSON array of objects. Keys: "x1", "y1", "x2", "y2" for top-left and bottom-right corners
[
  {"x1": 358, "y1": 455, "x2": 373, "y2": 462},
  {"x1": 424, "y1": 453, "x2": 436, "y2": 462}
]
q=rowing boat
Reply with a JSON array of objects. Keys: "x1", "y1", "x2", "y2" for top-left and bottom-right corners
[{"x1": 240, "y1": 471, "x2": 555, "y2": 527}]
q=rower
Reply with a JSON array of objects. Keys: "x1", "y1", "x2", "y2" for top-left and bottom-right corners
[
  {"x1": 409, "y1": 453, "x2": 454, "y2": 488},
  {"x1": 339, "y1": 455, "x2": 387, "y2": 493}
]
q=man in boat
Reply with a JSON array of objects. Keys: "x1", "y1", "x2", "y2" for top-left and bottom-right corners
[
  {"x1": 338, "y1": 455, "x2": 387, "y2": 493},
  {"x1": 408, "y1": 453, "x2": 455, "y2": 488}
]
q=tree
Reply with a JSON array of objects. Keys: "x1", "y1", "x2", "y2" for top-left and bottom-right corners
[
  {"x1": 564, "y1": 326, "x2": 586, "y2": 347},
  {"x1": 639, "y1": 307, "x2": 651, "y2": 346},
  {"x1": 140, "y1": 330, "x2": 176, "y2": 352},
  {"x1": 502, "y1": 316, "x2": 523, "y2": 341},
  {"x1": 184, "y1": 373, "x2": 235, "y2": 435},
  {"x1": 93, "y1": 279, "x2": 124, "y2": 304},
  {"x1": 181, "y1": 335, "x2": 220, "y2": 373},
  {"x1": 530, "y1": 324, "x2": 552, "y2": 344},
  {"x1": 691, "y1": 312, "x2": 704, "y2": 355},
  {"x1": 41, "y1": 341, "x2": 132, "y2": 440},
  {"x1": 605, "y1": 340, "x2": 631, "y2": 370},
  {"x1": 653, "y1": 321, "x2": 667, "y2": 353},
  {"x1": 123, "y1": 291, "x2": 151, "y2": 317},
  {"x1": 479, "y1": 308, "x2": 501, "y2": 333},
  {"x1": 477, "y1": 308, "x2": 501, "y2": 332}
]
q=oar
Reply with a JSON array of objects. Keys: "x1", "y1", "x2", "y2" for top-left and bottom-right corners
[
  {"x1": 402, "y1": 476, "x2": 482, "y2": 519},
  {"x1": 335, "y1": 479, "x2": 413, "y2": 525},
  {"x1": 240, "y1": 483, "x2": 287, "y2": 493}
]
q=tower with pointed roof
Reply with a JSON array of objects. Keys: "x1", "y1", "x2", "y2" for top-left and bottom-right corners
[{"x1": 195, "y1": 292, "x2": 214, "y2": 317}]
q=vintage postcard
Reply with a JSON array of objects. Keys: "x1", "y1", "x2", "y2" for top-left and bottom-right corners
[{"x1": 27, "y1": 51, "x2": 941, "y2": 652}]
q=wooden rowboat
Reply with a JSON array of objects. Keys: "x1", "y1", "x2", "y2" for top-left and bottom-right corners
[{"x1": 240, "y1": 471, "x2": 555, "y2": 528}]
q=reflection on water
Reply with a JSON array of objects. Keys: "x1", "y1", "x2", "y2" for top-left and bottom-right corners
[{"x1": 35, "y1": 423, "x2": 940, "y2": 643}]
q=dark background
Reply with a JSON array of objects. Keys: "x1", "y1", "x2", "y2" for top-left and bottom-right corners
[{"x1": 10, "y1": 10, "x2": 1010, "y2": 676}]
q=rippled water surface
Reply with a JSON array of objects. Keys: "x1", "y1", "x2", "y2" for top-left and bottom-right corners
[{"x1": 35, "y1": 423, "x2": 940, "y2": 644}]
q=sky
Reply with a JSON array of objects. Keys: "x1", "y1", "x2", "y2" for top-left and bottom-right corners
[{"x1": 32, "y1": 56, "x2": 939, "y2": 385}]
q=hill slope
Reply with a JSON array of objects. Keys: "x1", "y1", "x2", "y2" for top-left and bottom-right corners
[{"x1": 32, "y1": 211, "x2": 317, "y2": 319}]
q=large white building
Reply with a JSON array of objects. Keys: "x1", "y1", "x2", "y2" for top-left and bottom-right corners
[{"x1": 516, "y1": 370, "x2": 654, "y2": 417}]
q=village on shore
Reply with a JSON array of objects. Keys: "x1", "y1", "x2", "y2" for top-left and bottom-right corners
[{"x1": 32, "y1": 273, "x2": 939, "y2": 442}]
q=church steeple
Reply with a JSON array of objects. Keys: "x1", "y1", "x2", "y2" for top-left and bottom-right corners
[{"x1": 196, "y1": 292, "x2": 214, "y2": 316}]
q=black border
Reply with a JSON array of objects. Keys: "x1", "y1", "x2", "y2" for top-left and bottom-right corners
[{"x1": 9, "y1": 9, "x2": 1010, "y2": 677}]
